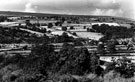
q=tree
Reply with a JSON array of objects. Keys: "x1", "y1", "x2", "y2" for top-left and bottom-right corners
[
  {"x1": 90, "y1": 53, "x2": 100, "y2": 73},
  {"x1": 48, "y1": 23, "x2": 53, "y2": 28},
  {"x1": 70, "y1": 26, "x2": 74, "y2": 29},
  {"x1": 61, "y1": 32, "x2": 69, "y2": 42},
  {"x1": 100, "y1": 24, "x2": 109, "y2": 34},
  {"x1": 99, "y1": 36, "x2": 108, "y2": 43},
  {"x1": 97, "y1": 42, "x2": 105, "y2": 55},
  {"x1": 25, "y1": 20, "x2": 32, "y2": 26},
  {"x1": 55, "y1": 43, "x2": 91, "y2": 75},
  {"x1": 36, "y1": 23, "x2": 40, "y2": 27},
  {"x1": 62, "y1": 26, "x2": 67, "y2": 31},
  {"x1": 73, "y1": 38, "x2": 84, "y2": 46},
  {"x1": 83, "y1": 26, "x2": 86, "y2": 29},
  {"x1": 106, "y1": 41, "x2": 116, "y2": 53},
  {"x1": 87, "y1": 28, "x2": 90, "y2": 32},
  {"x1": 72, "y1": 32, "x2": 77, "y2": 36},
  {"x1": 23, "y1": 43, "x2": 56, "y2": 75},
  {"x1": 92, "y1": 24, "x2": 99, "y2": 32},
  {"x1": 61, "y1": 17, "x2": 66, "y2": 23},
  {"x1": 55, "y1": 22, "x2": 62, "y2": 26},
  {"x1": 0, "y1": 16, "x2": 7, "y2": 22},
  {"x1": 41, "y1": 28, "x2": 46, "y2": 33},
  {"x1": 47, "y1": 30, "x2": 51, "y2": 33}
]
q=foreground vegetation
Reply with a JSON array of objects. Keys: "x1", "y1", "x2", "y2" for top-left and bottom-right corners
[{"x1": 0, "y1": 41, "x2": 135, "y2": 82}]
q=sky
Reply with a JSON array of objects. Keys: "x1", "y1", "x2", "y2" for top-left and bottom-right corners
[{"x1": 0, "y1": 0, "x2": 135, "y2": 20}]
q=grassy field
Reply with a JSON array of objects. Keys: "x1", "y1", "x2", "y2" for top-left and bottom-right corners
[{"x1": 75, "y1": 32, "x2": 103, "y2": 40}]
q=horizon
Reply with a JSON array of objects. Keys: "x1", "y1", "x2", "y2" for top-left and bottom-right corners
[
  {"x1": 0, "y1": 10, "x2": 135, "y2": 21},
  {"x1": 0, "y1": 0, "x2": 134, "y2": 20}
]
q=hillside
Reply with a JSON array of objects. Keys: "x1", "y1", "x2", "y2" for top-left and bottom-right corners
[{"x1": 0, "y1": 11, "x2": 134, "y2": 23}]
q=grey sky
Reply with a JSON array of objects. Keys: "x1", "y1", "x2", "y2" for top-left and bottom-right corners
[{"x1": 0, "y1": 0, "x2": 134, "y2": 19}]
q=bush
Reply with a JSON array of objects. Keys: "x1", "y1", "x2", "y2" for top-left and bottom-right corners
[
  {"x1": 0, "y1": 55, "x2": 5, "y2": 63},
  {"x1": 0, "y1": 64, "x2": 21, "y2": 82},
  {"x1": 103, "y1": 70, "x2": 135, "y2": 82},
  {"x1": 103, "y1": 71, "x2": 121, "y2": 82},
  {"x1": 70, "y1": 26, "x2": 74, "y2": 29},
  {"x1": 48, "y1": 23, "x2": 53, "y2": 28},
  {"x1": 72, "y1": 32, "x2": 77, "y2": 36},
  {"x1": 2, "y1": 54, "x2": 25, "y2": 67},
  {"x1": 106, "y1": 41, "x2": 116, "y2": 53},
  {"x1": 62, "y1": 26, "x2": 67, "y2": 31},
  {"x1": 97, "y1": 43, "x2": 105, "y2": 55}
]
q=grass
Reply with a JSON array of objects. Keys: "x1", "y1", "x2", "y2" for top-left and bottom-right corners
[{"x1": 75, "y1": 32, "x2": 103, "y2": 40}]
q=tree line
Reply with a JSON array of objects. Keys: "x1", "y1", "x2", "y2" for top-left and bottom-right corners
[{"x1": 92, "y1": 24, "x2": 134, "y2": 42}]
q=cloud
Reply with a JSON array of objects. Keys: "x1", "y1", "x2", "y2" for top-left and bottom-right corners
[
  {"x1": 24, "y1": 3, "x2": 37, "y2": 13},
  {"x1": 118, "y1": 0, "x2": 135, "y2": 19},
  {"x1": 0, "y1": 0, "x2": 26, "y2": 11},
  {"x1": 0, "y1": 0, "x2": 134, "y2": 19},
  {"x1": 87, "y1": 0, "x2": 135, "y2": 19},
  {"x1": 91, "y1": 8, "x2": 123, "y2": 16},
  {"x1": 86, "y1": 0, "x2": 123, "y2": 17}
]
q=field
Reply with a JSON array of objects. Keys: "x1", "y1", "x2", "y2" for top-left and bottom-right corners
[{"x1": 75, "y1": 32, "x2": 103, "y2": 40}]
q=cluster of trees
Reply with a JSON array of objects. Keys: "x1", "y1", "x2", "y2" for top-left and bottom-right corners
[
  {"x1": 29, "y1": 43, "x2": 102, "y2": 76},
  {"x1": 50, "y1": 32, "x2": 85, "y2": 46},
  {"x1": 51, "y1": 32, "x2": 74, "y2": 43},
  {"x1": 97, "y1": 42, "x2": 106, "y2": 54},
  {"x1": 54, "y1": 43, "x2": 95, "y2": 75},
  {"x1": 0, "y1": 27, "x2": 32, "y2": 43},
  {"x1": 0, "y1": 26, "x2": 83, "y2": 45},
  {"x1": 0, "y1": 34, "x2": 135, "y2": 81},
  {"x1": 21, "y1": 24, "x2": 47, "y2": 33},
  {"x1": 0, "y1": 42, "x2": 101, "y2": 82},
  {"x1": 0, "y1": 26, "x2": 48, "y2": 44},
  {"x1": 0, "y1": 16, "x2": 7, "y2": 22},
  {"x1": 26, "y1": 26, "x2": 47, "y2": 33},
  {"x1": 97, "y1": 40, "x2": 118, "y2": 54},
  {"x1": 0, "y1": 43, "x2": 56, "y2": 81},
  {"x1": 87, "y1": 28, "x2": 95, "y2": 32},
  {"x1": 48, "y1": 23, "x2": 53, "y2": 28},
  {"x1": 92, "y1": 24, "x2": 134, "y2": 41},
  {"x1": 106, "y1": 40, "x2": 117, "y2": 53},
  {"x1": 0, "y1": 41, "x2": 134, "y2": 82},
  {"x1": 105, "y1": 56, "x2": 135, "y2": 78}
]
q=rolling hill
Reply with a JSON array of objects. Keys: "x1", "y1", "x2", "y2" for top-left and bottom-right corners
[{"x1": 0, "y1": 11, "x2": 134, "y2": 23}]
